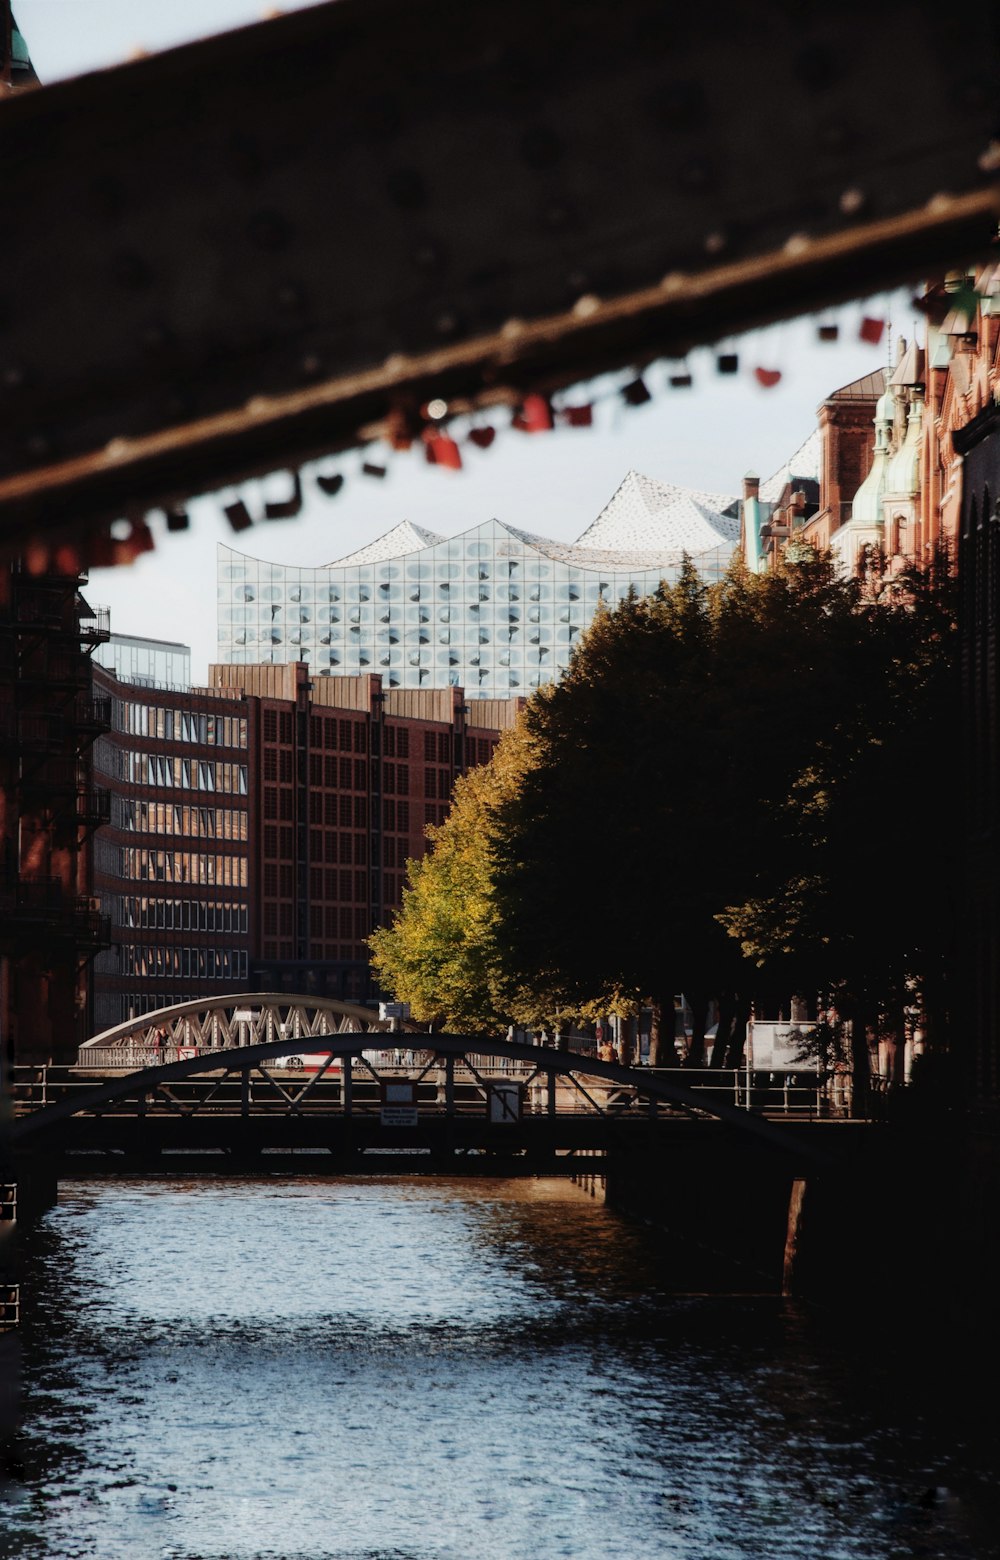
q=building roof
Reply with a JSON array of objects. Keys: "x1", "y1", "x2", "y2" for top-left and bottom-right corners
[
  {"x1": 759, "y1": 428, "x2": 822, "y2": 504},
  {"x1": 825, "y1": 368, "x2": 889, "y2": 402},
  {"x1": 576, "y1": 469, "x2": 739, "y2": 550},
  {"x1": 500, "y1": 520, "x2": 730, "y2": 570},
  {"x1": 324, "y1": 519, "x2": 445, "y2": 567},
  {"x1": 308, "y1": 470, "x2": 740, "y2": 576}
]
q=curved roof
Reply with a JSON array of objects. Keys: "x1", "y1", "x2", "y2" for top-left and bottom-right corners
[
  {"x1": 241, "y1": 469, "x2": 740, "y2": 579},
  {"x1": 323, "y1": 519, "x2": 445, "y2": 567}
]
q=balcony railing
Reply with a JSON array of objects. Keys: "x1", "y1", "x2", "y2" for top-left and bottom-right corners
[
  {"x1": 75, "y1": 901, "x2": 112, "y2": 949},
  {"x1": 76, "y1": 788, "x2": 112, "y2": 828},
  {"x1": 79, "y1": 606, "x2": 111, "y2": 645},
  {"x1": 75, "y1": 694, "x2": 112, "y2": 732}
]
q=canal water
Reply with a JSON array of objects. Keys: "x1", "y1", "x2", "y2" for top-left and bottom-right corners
[{"x1": 2, "y1": 1175, "x2": 999, "y2": 1560}]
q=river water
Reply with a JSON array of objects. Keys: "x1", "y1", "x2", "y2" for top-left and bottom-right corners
[{"x1": 2, "y1": 1175, "x2": 998, "y2": 1560}]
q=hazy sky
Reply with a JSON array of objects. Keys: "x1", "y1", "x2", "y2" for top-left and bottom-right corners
[{"x1": 15, "y1": 1, "x2": 908, "y2": 681}]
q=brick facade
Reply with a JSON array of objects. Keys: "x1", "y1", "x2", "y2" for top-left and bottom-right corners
[{"x1": 88, "y1": 661, "x2": 518, "y2": 1029}]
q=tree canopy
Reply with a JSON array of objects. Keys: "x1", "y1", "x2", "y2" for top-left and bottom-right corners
[
  {"x1": 369, "y1": 719, "x2": 557, "y2": 1030},
  {"x1": 373, "y1": 551, "x2": 960, "y2": 1070}
]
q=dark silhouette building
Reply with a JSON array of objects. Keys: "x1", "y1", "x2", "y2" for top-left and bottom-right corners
[{"x1": 0, "y1": 562, "x2": 111, "y2": 1066}]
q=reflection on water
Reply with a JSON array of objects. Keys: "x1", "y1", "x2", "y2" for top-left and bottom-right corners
[{"x1": 2, "y1": 1177, "x2": 999, "y2": 1560}]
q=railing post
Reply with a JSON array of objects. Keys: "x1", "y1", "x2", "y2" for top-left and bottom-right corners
[
  {"x1": 547, "y1": 1067, "x2": 557, "y2": 1120},
  {"x1": 241, "y1": 1067, "x2": 250, "y2": 1118},
  {"x1": 445, "y1": 1053, "x2": 455, "y2": 1118},
  {"x1": 342, "y1": 1052, "x2": 352, "y2": 1117}
]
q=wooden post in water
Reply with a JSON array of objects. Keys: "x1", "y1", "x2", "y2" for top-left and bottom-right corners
[{"x1": 782, "y1": 1177, "x2": 807, "y2": 1296}]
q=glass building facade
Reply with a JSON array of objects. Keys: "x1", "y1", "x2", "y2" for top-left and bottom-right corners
[
  {"x1": 95, "y1": 633, "x2": 192, "y2": 689},
  {"x1": 216, "y1": 475, "x2": 739, "y2": 697}
]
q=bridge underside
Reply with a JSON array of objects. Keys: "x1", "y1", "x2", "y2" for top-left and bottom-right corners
[
  {"x1": 15, "y1": 1112, "x2": 851, "y2": 1184},
  {"x1": 20, "y1": 1114, "x2": 618, "y2": 1177}
]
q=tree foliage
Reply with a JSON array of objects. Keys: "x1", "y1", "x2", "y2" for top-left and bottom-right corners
[
  {"x1": 369, "y1": 720, "x2": 557, "y2": 1030},
  {"x1": 374, "y1": 550, "x2": 959, "y2": 1073},
  {"x1": 486, "y1": 552, "x2": 959, "y2": 1066}
]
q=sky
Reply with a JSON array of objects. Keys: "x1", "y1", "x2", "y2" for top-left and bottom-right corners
[{"x1": 15, "y1": 2, "x2": 911, "y2": 682}]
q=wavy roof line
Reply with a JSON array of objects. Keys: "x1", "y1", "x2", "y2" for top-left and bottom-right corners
[{"x1": 313, "y1": 469, "x2": 739, "y2": 571}]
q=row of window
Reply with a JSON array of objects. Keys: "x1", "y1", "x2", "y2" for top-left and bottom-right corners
[
  {"x1": 118, "y1": 945, "x2": 249, "y2": 981},
  {"x1": 224, "y1": 626, "x2": 577, "y2": 648},
  {"x1": 117, "y1": 896, "x2": 249, "y2": 933},
  {"x1": 382, "y1": 838, "x2": 412, "y2": 869},
  {"x1": 222, "y1": 600, "x2": 584, "y2": 623},
  {"x1": 124, "y1": 752, "x2": 249, "y2": 794},
  {"x1": 381, "y1": 800, "x2": 412, "y2": 833},
  {"x1": 114, "y1": 801, "x2": 248, "y2": 841},
  {"x1": 304, "y1": 867, "x2": 371, "y2": 904},
  {"x1": 383, "y1": 727, "x2": 411, "y2": 758},
  {"x1": 299, "y1": 755, "x2": 369, "y2": 790},
  {"x1": 271, "y1": 709, "x2": 367, "y2": 753},
  {"x1": 92, "y1": 992, "x2": 176, "y2": 1032},
  {"x1": 263, "y1": 904, "x2": 371, "y2": 941},
  {"x1": 116, "y1": 703, "x2": 248, "y2": 749},
  {"x1": 220, "y1": 649, "x2": 550, "y2": 689},
  {"x1": 381, "y1": 763, "x2": 409, "y2": 796},
  {"x1": 265, "y1": 789, "x2": 369, "y2": 828},
  {"x1": 422, "y1": 770, "x2": 452, "y2": 800},
  {"x1": 122, "y1": 849, "x2": 249, "y2": 888},
  {"x1": 229, "y1": 580, "x2": 599, "y2": 603},
  {"x1": 382, "y1": 873, "x2": 404, "y2": 906},
  {"x1": 264, "y1": 826, "x2": 370, "y2": 866}
]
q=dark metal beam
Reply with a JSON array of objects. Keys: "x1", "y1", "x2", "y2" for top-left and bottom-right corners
[{"x1": 2, "y1": 0, "x2": 999, "y2": 548}]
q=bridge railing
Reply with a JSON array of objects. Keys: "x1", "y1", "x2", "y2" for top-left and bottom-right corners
[{"x1": 9, "y1": 1060, "x2": 859, "y2": 1119}]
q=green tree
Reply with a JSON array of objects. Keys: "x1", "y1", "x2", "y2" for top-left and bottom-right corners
[
  {"x1": 369, "y1": 720, "x2": 568, "y2": 1030},
  {"x1": 719, "y1": 550, "x2": 960, "y2": 1102},
  {"x1": 373, "y1": 550, "x2": 959, "y2": 1088},
  {"x1": 486, "y1": 551, "x2": 959, "y2": 1078}
]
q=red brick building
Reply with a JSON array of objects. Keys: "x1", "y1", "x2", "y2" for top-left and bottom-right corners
[{"x1": 88, "y1": 658, "x2": 518, "y2": 1034}]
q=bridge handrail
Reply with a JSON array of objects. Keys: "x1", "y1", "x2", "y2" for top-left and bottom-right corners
[{"x1": 8, "y1": 1036, "x2": 842, "y2": 1164}]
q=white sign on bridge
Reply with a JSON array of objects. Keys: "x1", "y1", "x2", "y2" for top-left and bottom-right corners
[{"x1": 380, "y1": 1080, "x2": 418, "y2": 1127}]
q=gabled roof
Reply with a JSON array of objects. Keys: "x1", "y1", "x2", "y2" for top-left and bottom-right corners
[{"x1": 323, "y1": 519, "x2": 445, "y2": 567}]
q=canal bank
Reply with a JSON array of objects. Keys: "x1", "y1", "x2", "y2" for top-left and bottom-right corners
[{"x1": 603, "y1": 1117, "x2": 1000, "y2": 1340}]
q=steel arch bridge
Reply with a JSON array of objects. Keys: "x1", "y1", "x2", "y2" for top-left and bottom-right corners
[
  {"x1": 75, "y1": 992, "x2": 423, "y2": 1070},
  {"x1": 9, "y1": 995, "x2": 836, "y2": 1173}
]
